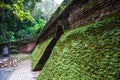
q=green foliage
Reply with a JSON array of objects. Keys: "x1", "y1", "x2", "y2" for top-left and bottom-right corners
[
  {"x1": 13, "y1": 2, "x2": 35, "y2": 21},
  {"x1": 32, "y1": 38, "x2": 53, "y2": 70},
  {"x1": 16, "y1": 29, "x2": 26, "y2": 39},
  {"x1": 0, "y1": 0, "x2": 35, "y2": 22},
  {"x1": 37, "y1": 14, "x2": 120, "y2": 80},
  {"x1": 15, "y1": 18, "x2": 45, "y2": 39},
  {"x1": 34, "y1": 19, "x2": 45, "y2": 32},
  {"x1": 0, "y1": 1, "x2": 12, "y2": 10},
  {"x1": 0, "y1": 24, "x2": 7, "y2": 43},
  {"x1": 0, "y1": 24, "x2": 15, "y2": 43},
  {"x1": 0, "y1": 24, "x2": 7, "y2": 35},
  {"x1": 6, "y1": 31, "x2": 15, "y2": 41},
  {"x1": 0, "y1": 0, "x2": 44, "y2": 44},
  {"x1": 0, "y1": 18, "x2": 45, "y2": 44},
  {"x1": 0, "y1": 8, "x2": 45, "y2": 43}
]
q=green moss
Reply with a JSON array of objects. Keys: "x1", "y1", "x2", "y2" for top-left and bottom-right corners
[
  {"x1": 37, "y1": 14, "x2": 120, "y2": 80},
  {"x1": 32, "y1": 37, "x2": 53, "y2": 70}
]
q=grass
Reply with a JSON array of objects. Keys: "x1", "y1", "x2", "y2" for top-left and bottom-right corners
[{"x1": 37, "y1": 14, "x2": 120, "y2": 80}]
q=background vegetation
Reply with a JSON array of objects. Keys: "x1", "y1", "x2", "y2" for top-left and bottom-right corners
[{"x1": 0, "y1": 0, "x2": 59, "y2": 44}]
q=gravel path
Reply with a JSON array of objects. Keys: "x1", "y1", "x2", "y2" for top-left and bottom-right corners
[
  {"x1": 8, "y1": 59, "x2": 36, "y2": 80},
  {"x1": 0, "y1": 67, "x2": 13, "y2": 80},
  {"x1": 0, "y1": 54, "x2": 40, "y2": 80}
]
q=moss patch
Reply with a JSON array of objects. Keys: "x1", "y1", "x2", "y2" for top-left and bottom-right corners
[
  {"x1": 37, "y1": 14, "x2": 120, "y2": 80},
  {"x1": 32, "y1": 38, "x2": 53, "y2": 70}
]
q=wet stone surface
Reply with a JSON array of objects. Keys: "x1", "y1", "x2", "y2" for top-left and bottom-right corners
[
  {"x1": 0, "y1": 67, "x2": 13, "y2": 80},
  {"x1": 0, "y1": 56, "x2": 18, "y2": 80},
  {"x1": 0, "y1": 54, "x2": 39, "y2": 80}
]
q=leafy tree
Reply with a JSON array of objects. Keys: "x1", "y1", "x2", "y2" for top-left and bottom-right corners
[
  {"x1": 0, "y1": 0, "x2": 60, "y2": 44},
  {"x1": 0, "y1": 0, "x2": 42, "y2": 43}
]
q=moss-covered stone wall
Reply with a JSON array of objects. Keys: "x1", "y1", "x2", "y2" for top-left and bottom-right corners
[
  {"x1": 32, "y1": 38, "x2": 53, "y2": 71},
  {"x1": 32, "y1": 0, "x2": 120, "y2": 79},
  {"x1": 37, "y1": 13, "x2": 120, "y2": 80}
]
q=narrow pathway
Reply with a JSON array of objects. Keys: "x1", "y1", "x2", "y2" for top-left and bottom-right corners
[{"x1": 8, "y1": 59, "x2": 35, "y2": 80}]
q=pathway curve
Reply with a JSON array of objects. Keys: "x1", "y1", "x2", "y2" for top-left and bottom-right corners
[{"x1": 8, "y1": 59, "x2": 35, "y2": 80}]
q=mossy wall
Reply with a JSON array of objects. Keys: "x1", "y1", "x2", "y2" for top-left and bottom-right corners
[
  {"x1": 37, "y1": 14, "x2": 120, "y2": 80},
  {"x1": 32, "y1": 38, "x2": 53, "y2": 70},
  {"x1": 82, "y1": 0, "x2": 98, "y2": 11}
]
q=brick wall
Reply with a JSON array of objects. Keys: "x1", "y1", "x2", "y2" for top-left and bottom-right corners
[
  {"x1": 68, "y1": 0, "x2": 120, "y2": 28},
  {"x1": 19, "y1": 42, "x2": 36, "y2": 53}
]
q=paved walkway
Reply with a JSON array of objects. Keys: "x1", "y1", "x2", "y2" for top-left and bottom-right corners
[
  {"x1": 0, "y1": 57, "x2": 14, "y2": 80},
  {"x1": 0, "y1": 67, "x2": 13, "y2": 80},
  {"x1": 8, "y1": 59, "x2": 37, "y2": 80}
]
